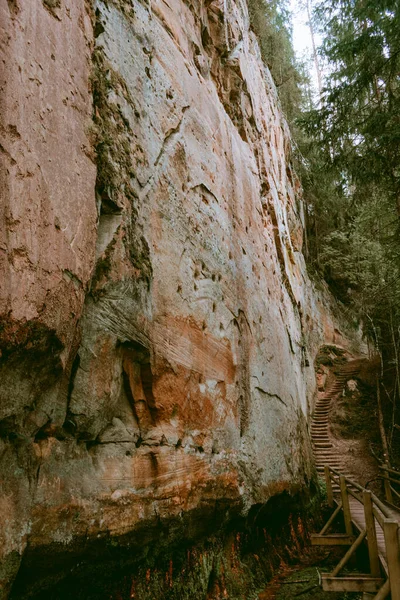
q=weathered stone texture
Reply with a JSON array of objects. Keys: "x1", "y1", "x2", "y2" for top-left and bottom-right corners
[
  {"x1": 0, "y1": 0, "x2": 96, "y2": 592},
  {"x1": 0, "y1": 0, "x2": 97, "y2": 432},
  {"x1": 1, "y1": 0, "x2": 97, "y2": 327},
  {"x1": 0, "y1": 0, "x2": 365, "y2": 596}
]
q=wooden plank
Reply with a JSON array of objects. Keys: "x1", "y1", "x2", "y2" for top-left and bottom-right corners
[
  {"x1": 363, "y1": 490, "x2": 381, "y2": 577},
  {"x1": 348, "y1": 497, "x2": 388, "y2": 575},
  {"x1": 340, "y1": 475, "x2": 353, "y2": 536},
  {"x1": 321, "y1": 575, "x2": 384, "y2": 593},
  {"x1": 325, "y1": 465, "x2": 334, "y2": 507},
  {"x1": 311, "y1": 534, "x2": 355, "y2": 546},
  {"x1": 383, "y1": 519, "x2": 400, "y2": 600}
]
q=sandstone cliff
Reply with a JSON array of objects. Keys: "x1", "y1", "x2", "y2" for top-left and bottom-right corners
[{"x1": 0, "y1": 0, "x2": 365, "y2": 597}]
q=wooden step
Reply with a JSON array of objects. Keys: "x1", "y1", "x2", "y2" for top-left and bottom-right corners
[
  {"x1": 315, "y1": 453, "x2": 339, "y2": 457},
  {"x1": 315, "y1": 454, "x2": 339, "y2": 457},
  {"x1": 315, "y1": 453, "x2": 338, "y2": 458},
  {"x1": 315, "y1": 453, "x2": 338, "y2": 457},
  {"x1": 311, "y1": 430, "x2": 329, "y2": 433},
  {"x1": 311, "y1": 429, "x2": 329, "y2": 433},
  {"x1": 313, "y1": 444, "x2": 331, "y2": 448}
]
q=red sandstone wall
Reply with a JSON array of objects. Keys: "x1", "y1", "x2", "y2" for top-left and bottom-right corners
[{"x1": 0, "y1": 0, "x2": 365, "y2": 595}]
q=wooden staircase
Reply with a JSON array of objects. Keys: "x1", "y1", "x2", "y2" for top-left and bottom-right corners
[
  {"x1": 312, "y1": 466, "x2": 400, "y2": 599},
  {"x1": 311, "y1": 363, "x2": 361, "y2": 490},
  {"x1": 310, "y1": 359, "x2": 400, "y2": 600}
]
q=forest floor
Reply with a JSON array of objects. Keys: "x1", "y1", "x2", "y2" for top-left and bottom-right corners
[{"x1": 257, "y1": 546, "x2": 360, "y2": 600}]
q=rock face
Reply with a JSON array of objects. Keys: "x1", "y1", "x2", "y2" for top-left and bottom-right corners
[{"x1": 0, "y1": 0, "x2": 365, "y2": 597}]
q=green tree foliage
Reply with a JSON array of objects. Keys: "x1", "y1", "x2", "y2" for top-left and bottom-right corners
[
  {"x1": 298, "y1": 0, "x2": 400, "y2": 464},
  {"x1": 248, "y1": 0, "x2": 305, "y2": 122},
  {"x1": 299, "y1": 0, "x2": 400, "y2": 332},
  {"x1": 302, "y1": 0, "x2": 400, "y2": 212},
  {"x1": 294, "y1": 136, "x2": 350, "y2": 266}
]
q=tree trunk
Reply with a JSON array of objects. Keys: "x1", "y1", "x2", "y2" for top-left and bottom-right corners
[
  {"x1": 306, "y1": 0, "x2": 323, "y2": 98},
  {"x1": 389, "y1": 311, "x2": 399, "y2": 446},
  {"x1": 377, "y1": 375, "x2": 390, "y2": 465}
]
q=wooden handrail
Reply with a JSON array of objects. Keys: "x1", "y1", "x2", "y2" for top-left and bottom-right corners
[
  {"x1": 390, "y1": 486, "x2": 400, "y2": 500},
  {"x1": 379, "y1": 465, "x2": 400, "y2": 478},
  {"x1": 347, "y1": 487, "x2": 363, "y2": 503},
  {"x1": 380, "y1": 475, "x2": 400, "y2": 486},
  {"x1": 329, "y1": 466, "x2": 342, "y2": 477},
  {"x1": 320, "y1": 464, "x2": 400, "y2": 599},
  {"x1": 378, "y1": 465, "x2": 400, "y2": 504},
  {"x1": 372, "y1": 506, "x2": 385, "y2": 528},
  {"x1": 324, "y1": 466, "x2": 393, "y2": 519},
  {"x1": 368, "y1": 491, "x2": 392, "y2": 518}
]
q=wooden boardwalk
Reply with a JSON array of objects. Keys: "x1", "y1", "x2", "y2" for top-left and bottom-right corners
[
  {"x1": 310, "y1": 362, "x2": 400, "y2": 599},
  {"x1": 348, "y1": 495, "x2": 388, "y2": 572}
]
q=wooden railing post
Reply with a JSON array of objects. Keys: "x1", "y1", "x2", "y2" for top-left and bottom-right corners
[
  {"x1": 383, "y1": 519, "x2": 400, "y2": 600},
  {"x1": 382, "y1": 468, "x2": 393, "y2": 504},
  {"x1": 363, "y1": 490, "x2": 380, "y2": 577},
  {"x1": 340, "y1": 475, "x2": 353, "y2": 536},
  {"x1": 325, "y1": 465, "x2": 334, "y2": 507}
]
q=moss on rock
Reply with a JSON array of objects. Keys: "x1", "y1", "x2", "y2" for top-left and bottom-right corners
[{"x1": 90, "y1": 39, "x2": 152, "y2": 291}]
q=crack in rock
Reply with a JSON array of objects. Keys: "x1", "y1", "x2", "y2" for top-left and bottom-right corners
[
  {"x1": 139, "y1": 105, "x2": 190, "y2": 200},
  {"x1": 255, "y1": 387, "x2": 287, "y2": 406}
]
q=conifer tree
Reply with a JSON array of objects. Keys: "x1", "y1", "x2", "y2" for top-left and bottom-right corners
[
  {"x1": 298, "y1": 0, "x2": 400, "y2": 465},
  {"x1": 302, "y1": 0, "x2": 400, "y2": 213}
]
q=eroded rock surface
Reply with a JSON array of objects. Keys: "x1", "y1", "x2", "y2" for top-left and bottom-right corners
[{"x1": 0, "y1": 0, "x2": 365, "y2": 597}]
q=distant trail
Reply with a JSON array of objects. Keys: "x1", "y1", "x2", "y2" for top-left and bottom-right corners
[{"x1": 311, "y1": 361, "x2": 362, "y2": 490}]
